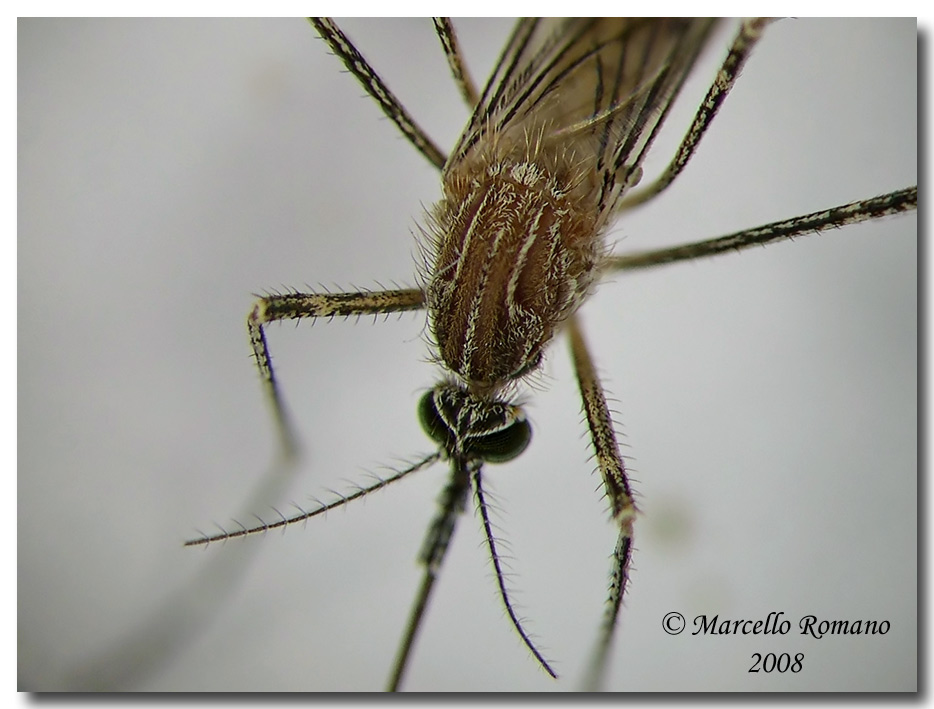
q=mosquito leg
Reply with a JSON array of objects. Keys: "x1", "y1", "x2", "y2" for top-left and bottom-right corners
[
  {"x1": 433, "y1": 18, "x2": 479, "y2": 109},
  {"x1": 473, "y1": 467, "x2": 557, "y2": 678},
  {"x1": 607, "y1": 185, "x2": 917, "y2": 272},
  {"x1": 69, "y1": 288, "x2": 425, "y2": 688},
  {"x1": 567, "y1": 313, "x2": 635, "y2": 690},
  {"x1": 309, "y1": 18, "x2": 447, "y2": 170},
  {"x1": 249, "y1": 288, "x2": 425, "y2": 458},
  {"x1": 388, "y1": 457, "x2": 474, "y2": 691},
  {"x1": 72, "y1": 288, "x2": 427, "y2": 687},
  {"x1": 618, "y1": 18, "x2": 772, "y2": 211}
]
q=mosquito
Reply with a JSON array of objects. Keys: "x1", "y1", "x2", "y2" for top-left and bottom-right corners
[{"x1": 186, "y1": 18, "x2": 916, "y2": 691}]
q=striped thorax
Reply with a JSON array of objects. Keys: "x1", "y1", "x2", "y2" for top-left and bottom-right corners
[{"x1": 427, "y1": 150, "x2": 601, "y2": 395}]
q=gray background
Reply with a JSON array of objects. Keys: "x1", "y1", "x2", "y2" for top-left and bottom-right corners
[{"x1": 19, "y1": 18, "x2": 916, "y2": 691}]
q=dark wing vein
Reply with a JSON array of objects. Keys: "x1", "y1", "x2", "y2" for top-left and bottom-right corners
[{"x1": 447, "y1": 18, "x2": 718, "y2": 220}]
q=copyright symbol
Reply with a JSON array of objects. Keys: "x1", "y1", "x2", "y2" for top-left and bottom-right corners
[{"x1": 663, "y1": 612, "x2": 685, "y2": 635}]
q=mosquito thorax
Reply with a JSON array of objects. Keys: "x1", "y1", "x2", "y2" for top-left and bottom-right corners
[
  {"x1": 425, "y1": 153, "x2": 602, "y2": 390},
  {"x1": 417, "y1": 383, "x2": 531, "y2": 463}
]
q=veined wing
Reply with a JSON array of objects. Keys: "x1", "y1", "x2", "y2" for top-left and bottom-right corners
[{"x1": 446, "y1": 18, "x2": 718, "y2": 220}]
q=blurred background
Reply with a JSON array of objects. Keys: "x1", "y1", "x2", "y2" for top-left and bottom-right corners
[{"x1": 19, "y1": 18, "x2": 916, "y2": 691}]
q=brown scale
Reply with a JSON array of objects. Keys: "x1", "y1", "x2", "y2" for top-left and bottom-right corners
[{"x1": 428, "y1": 152, "x2": 600, "y2": 393}]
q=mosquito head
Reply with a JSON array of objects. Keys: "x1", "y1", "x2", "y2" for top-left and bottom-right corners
[{"x1": 417, "y1": 381, "x2": 531, "y2": 463}]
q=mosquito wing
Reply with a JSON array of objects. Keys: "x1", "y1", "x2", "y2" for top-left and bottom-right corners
[{"x1": 446, "y1": 18, "x2": 718, "y2": 224}]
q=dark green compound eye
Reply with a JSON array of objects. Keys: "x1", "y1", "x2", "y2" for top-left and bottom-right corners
[
  {"x1": 468, "y1": 416, "x2": 531, "y2": 463},
  {"x1": 417, "y1": 390, "x2": 532, "y2": 463},
  {"x1": 418, "y1": 390, "x2": 451, "y2": 447}
]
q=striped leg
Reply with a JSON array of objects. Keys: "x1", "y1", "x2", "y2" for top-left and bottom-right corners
[
  {"x1": 607, "y1": 186, "x2": 917, "y2": 273},
  {"x1": 567, "y1": 314, "x2": 636, "y2": 689},
  {"x1": 310, "y1": 18, "x2": 447, "y2": 170},
  {"x1": 432, "y1": 18, "x2": 480, "y2": 108},
  {"x1": 618, "y1": 18, "x2": 772, "y2": 210},
  {"x1": 248, "y1": 288, "x2": 425, "y2": 457}
]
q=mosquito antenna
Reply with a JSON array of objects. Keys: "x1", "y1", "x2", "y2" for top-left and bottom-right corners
[
  {"x1": 473, "y1": 466, "x2": 557, "y2": 678},
  {"x1": 185, "y1": 452, "x2": 441, "y2": 547}
]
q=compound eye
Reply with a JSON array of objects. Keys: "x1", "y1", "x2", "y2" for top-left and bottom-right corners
[
  {"x1": 469, "y1": 416, "x2": 531, "y2": 463},
  {"x1": 417, "y1": 388, "x2": 532, "y2": 463},
  {"x1": 418, "y1": 390, "x2": 451, "y2": 447}
]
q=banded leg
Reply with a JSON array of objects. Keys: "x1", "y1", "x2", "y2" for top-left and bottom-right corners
[
  {"x1": 71, "y1": 290, "x2": 430, "y2": 688},
  {"x1": 388, "y1": 456, "x2": 474, "y2": 691},
  {"x1": 433, "y1": 18, "x2": 480, "y2": 108},
  {"x1": 607, "y1": 186, "x2": 918, "y2": 273},
  {"x1": 310, "y1": 18, "x2": 447, "y2": 170},
  {"x1": 249, "y1": 288, "x2": 425, "y2": 457},
  {"x1": 618, "y1": 18, "x2": 772, "y2": 210},
  {"x1": 567, "y1": 314, "x2": 635, "y2": 690}
]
